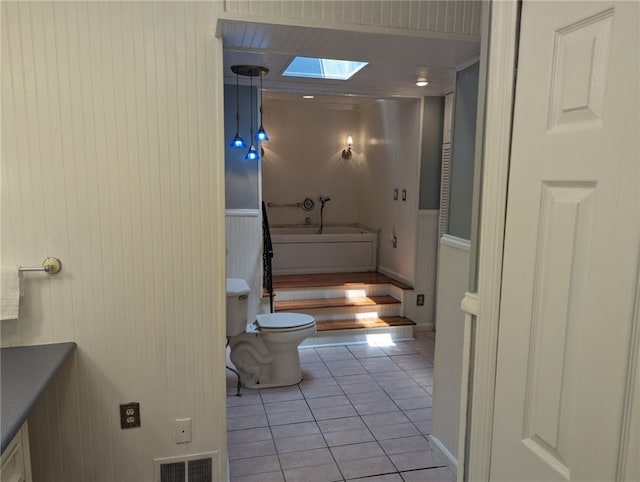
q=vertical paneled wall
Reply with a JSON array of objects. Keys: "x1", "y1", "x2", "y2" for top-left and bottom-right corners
[
  {"x1": 261, "y1": 99, "x2": 360, "y2": 226},
  {"x1": 225, "y1": 210, "x2": 262, "y2": 323},
  {"x1": 1, "y1": 2, "x2": 227, "y2": 481},
  {"x1": 223, "y1": 1, "x2": 482, "y2": 39},
  {"x1": 358, "y1": 99, "x2": 421, "y2": 285}
]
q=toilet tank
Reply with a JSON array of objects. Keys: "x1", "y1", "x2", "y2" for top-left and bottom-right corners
[{"x1": 226, "y1": 278, "x2": 251, "y2": 337}]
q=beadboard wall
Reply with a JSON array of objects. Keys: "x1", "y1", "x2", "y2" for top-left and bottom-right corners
[
  {"x1": 225, "y1": 210, "x2": 262, "y2": 324},
  {"x1": 222, "y1": 0, "x2": 482, "y2": 39},
  {"x1": 1, "y1": 2, "x2": 227, "y2": 481},
  {"x1": 262, "y1": 99, "x2": 360, "y2": 227},
  {"x1": 405, "y1": 210, "x2": 439, "y2": 329}
]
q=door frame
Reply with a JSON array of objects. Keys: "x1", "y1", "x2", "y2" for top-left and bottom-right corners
[
  {"x1": 463, "y1": 1, "x2": 519, "y2": 480},
  {"x1": 466, "y1": 1, "x2": 640, "y2": 481}
]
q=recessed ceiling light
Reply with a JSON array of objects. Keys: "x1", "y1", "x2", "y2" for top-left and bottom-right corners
[
  {"x1": 416, "y1": 80, "x2": 429, "y2": 87},
  {"x1": 302, "y1": 95, "x2": 315, "y2": 99}
]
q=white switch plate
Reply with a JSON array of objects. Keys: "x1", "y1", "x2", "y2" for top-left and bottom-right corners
[{"x1": 175, "y1": 418, "x2": 192, "y2": 444}]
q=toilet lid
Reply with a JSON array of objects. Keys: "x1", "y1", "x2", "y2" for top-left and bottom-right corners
[{"x1": 256, "y1": 312, "x2": 316, "y2": 330}]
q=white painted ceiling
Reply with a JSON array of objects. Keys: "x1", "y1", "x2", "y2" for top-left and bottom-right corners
[{"x1": 219, "y1": 20, "x2": 480, "y2": 104}]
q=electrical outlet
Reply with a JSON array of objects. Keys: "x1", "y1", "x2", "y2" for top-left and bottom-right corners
[
  {"x1": 417, "y1": 294, "x2": 425, "y2": 306},
  {"x1": 175, "y1": 418, "x2": 192, "y2": 444},
  {"x1": 120, "y1": 402, "x2": 141, "y2": 429}
]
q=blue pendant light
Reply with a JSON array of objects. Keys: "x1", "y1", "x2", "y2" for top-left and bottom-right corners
[
  {"x1": 255, "y1": 69, "x2": 269, "y2": 142},
  {"x1": 244, "y1": 73, "x2": 258, "y2": 160},
  {"x1": 229, "y1": 70, "x2": 246, "y2": 148}
]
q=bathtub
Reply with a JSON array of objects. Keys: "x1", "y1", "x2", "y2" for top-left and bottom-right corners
[{"x1": 270, "y1": 225, "x2": 378, "y2": 275}]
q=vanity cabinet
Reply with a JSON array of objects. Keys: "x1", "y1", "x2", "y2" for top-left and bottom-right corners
[{"x1": 1, "y1": 422, "x2": 32, "y2": 482}]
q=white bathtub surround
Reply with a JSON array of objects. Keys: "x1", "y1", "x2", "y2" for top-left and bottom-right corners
[
  {"x1": 270, "y1": 225, "x2": 378, "y2": 275},
  {"x1": 430, "y1": 234, "x2": 471, "y2": 473}
]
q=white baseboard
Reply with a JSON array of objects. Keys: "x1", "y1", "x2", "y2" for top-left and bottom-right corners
[
  {"x1": 429, "y1": 434, "x2": 458, "y2": 476},
  {"x1": 378, "y1": 265, "x2": 413, "y2": 288}
]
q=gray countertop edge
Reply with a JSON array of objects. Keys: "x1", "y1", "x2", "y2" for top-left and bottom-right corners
[{"x1": 1, "y1": 342, "x2": 77, "y2": 453}]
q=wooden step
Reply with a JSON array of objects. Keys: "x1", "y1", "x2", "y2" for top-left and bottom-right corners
[
  {"x1": 272, "y1": 272, "x2": 413, "y2": 290},
  {"x1": 315, "y1": 316, "x2": 416, "y2": 332},
  {"x1": 275, "y1": 295, "x2": 400, "y2": 312}
]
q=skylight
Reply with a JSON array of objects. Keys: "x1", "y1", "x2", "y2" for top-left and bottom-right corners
[{"x1": 283, "y1": 56, "x2": 368, "y2": 80}]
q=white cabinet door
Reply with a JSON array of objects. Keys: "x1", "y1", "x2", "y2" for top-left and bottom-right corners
[{"x1": 491, "y1": 1, "x2": 639, "y2": 481}]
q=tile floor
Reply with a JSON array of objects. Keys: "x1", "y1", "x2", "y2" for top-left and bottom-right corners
[{"x1": 226, "y1": 331, "x2": 455, "y2": 482}]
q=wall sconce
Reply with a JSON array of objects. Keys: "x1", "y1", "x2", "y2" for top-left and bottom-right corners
[
  {"x1": 342, "y1": 136, "x2": 353, "y2": 160},
  {"x1": 230, "y1": 65, "x2": 269, "y2": 160}
]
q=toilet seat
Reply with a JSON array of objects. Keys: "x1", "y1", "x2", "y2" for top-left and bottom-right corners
[{"x1": 256, "y1": 313, "x2": 316, "y2": 332}]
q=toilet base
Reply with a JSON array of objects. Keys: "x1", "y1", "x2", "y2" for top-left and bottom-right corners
[{"x1": 228, "y1": 324, "x2": 314, "y2": 389}]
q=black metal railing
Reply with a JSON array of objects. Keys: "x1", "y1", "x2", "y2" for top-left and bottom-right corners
[{"x1": 262, "y1": 201, "x2": 274, "y2": 313}]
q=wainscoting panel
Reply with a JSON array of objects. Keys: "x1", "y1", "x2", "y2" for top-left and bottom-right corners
[
  {"x1": 405, "y1": 210, "x2": 439, "y2": 329},
  {"x1": 431, "y1": 235, "x2": 471, "y2": 467},
  {"x1": 225, "y1": 210, "x2": 262, "y2": 324}
]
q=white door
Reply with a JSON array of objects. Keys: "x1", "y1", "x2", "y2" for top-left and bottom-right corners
[{"x1": 491, "y1": 1, "x2": 639, "y2": 481}]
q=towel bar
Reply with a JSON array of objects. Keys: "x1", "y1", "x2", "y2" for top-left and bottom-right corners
[{"x1": 19, "y1": 257, "x2": 62, "y2": 275}]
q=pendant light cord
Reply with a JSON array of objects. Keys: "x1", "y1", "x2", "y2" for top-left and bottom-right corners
[
  {"x1": 249, "y1": 75, "x2": 254, "y2": 140},
  {"x1": 235, "y1": 72, "x2": 240, "y2": 132}
]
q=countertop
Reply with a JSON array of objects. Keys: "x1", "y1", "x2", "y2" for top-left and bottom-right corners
[{"x1": 1, "y1": 342, "x2": 77, "y2": 452}]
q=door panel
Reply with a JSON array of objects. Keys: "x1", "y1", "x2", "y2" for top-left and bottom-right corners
[{"x1": 491, "y1": 1, "x2": 639, "y2": 481}]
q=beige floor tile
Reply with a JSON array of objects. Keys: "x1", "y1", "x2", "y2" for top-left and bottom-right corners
[
  {"x1": 268, "y1": 408, "x2": 314, "y2": 426},
  {"x1": 361, "y1": 411, "x2": 410, "y2": 427},
  {"x1": 327, "y1": 365, "x2": 368, "y2": 377},
  {"x1": 227, "y1": 426, "x2": 272, "y2": 445},
  {"x1": 278, "y1": 447, "x2": 335, "y2": 470},
  {"x1": 378, "y1": 435, "x2": 430, "y2": 455},
  {"x1": 229, "y1": 454, "x2": 281, "y2": 477},
  {"x1": 348, "y1": 475, "x2": 402, "y2": 482},
  {"x1": 275, "y1": 433, "x2": 328, "y2": 453},
  {"x1": 228, "y1": 439, "x2": 277, "y2": 460},
  {"x1": 330, "y1": 441, "x2": 385, "y2": 461},
  {"x1": 227, "y1": 413, "x2": 269, "y2": 431},
  {"x1": 227, "y1": 404, "x2": 266, "y2": 418},
  {"x1": 311, "y1": 404, "x2": 358, "y2": 420},
  {"x1": 340, "y1": 380, "x2": 385, "y2": 394},
  {"x1": 394, "y1": 396, "x2": 432, "y2": 411},
  {"x1": 324, "y1": 427, "x2": 376, "y2": 447},
  {"x1": 368, "y1": 422, "x2": 421, "y2": 440},
  {"x1": 377, "y1": 378, "x2": 421, "y2": 390},
  {"x1": 400, "y1": 467, "x2": 455, "y2": 482},
  {"x1": 337, "y1": 455, "x2": 397, "y2": 479},
  {"x1": 300, "y1": 384, "x2": 345, "y2": 399},
  {"x1": 403, "y1": 408, "x2": 432, "y2": 422},
  {"x1": 347, "y1": 345, "x2": 388, "y2": 358},
  {"x1": 335, "y1": 373, "x2": 376, "y2": 385},
  {"x1": 387, "y1": 387, "x2": 429, "y2": 400},
  {"x1": 306, "y1": 394, "x2": 352, "y2": 409},
  {"x1": 230, "y1": 470, "x2": 285, "y2": 482},
  {"x1": 389, "y1": 448, "x2": 443, "y2": 471},
  {"x1": 283, "y1": 462, "x2": 343, "y2": 482},
  {"x1": 317, "y1": 416, "x2": 367, "y2": 433},
  {"x1": 353, "y1": 399, "x2": 400, "y2": 416},
  {"x1": 271, "y1": 421, "x2": 320, "y2": 439},
  {"x1": 413, "y1": 419, "x2": 433, "y2": 435},
  {"x1": 260, "y1": 386, "x2": 304, "y2": 403},
  {"x1": 347, "y1": 390, "x2": 392, "y2": 404},
  {"x1": 227, "y1": 391, "x2": 263, "y2": 407},
  {"x1": 264, "y1": 399, "x2": 310, "y2": 414}
]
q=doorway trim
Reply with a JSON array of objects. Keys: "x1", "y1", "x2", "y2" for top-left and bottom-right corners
[{"x1": 464, "y1": 1, "x2": 520, "y2": 480}]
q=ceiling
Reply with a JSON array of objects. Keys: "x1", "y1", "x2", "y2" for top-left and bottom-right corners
[{"x1": 219, "y1": 20, "x2": 480, "y2": 104}]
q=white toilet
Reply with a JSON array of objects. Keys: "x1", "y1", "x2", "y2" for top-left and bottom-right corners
[{"x1": 226, "y1": 278, "x2": 316, "y2": 389}]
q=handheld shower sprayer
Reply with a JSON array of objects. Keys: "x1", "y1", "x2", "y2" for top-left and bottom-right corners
[{"x1": 318, "y1": 196, "x2": 331, "y2": 234}]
